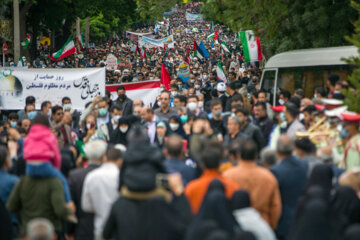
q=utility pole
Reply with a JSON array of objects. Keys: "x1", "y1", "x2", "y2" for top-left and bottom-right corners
[
  {"x1": 85, "y1": 17, "x2": 90, "y2": 48},
  {"x1": 76, "y1": 17, "x2": 81, "y2": 37},
  {"x1": 13, "y1": 0, "x2": 20, "y2": 62}
]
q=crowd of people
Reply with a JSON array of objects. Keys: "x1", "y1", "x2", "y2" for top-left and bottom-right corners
[{"x1": 1, "y1": 4, "x2": 360, "y2": 240}]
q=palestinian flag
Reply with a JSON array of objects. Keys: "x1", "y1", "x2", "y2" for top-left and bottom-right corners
[
  {"x1": 193, "y1": 41, "x2": 204, "y2": 61},
  {"x1": 240, "y1": 30, "x2": 263, "y2": 62},
  {"x1": 21, "y1": 34, "x2": 31, "y2": 49},
  {"x1": 207, "y1": 30, "x2": 219, "y2": 41},
  {"x1": 51, "y1": 36, "x2": 75, "y2": 61},
  {"x1": 216, "y1": 61, "x2": 227, "y2": 83},
  {"x1": 76, "y1": 33, "x2": 85, "y2": 50},
  {"x1": 17, "y1": 56, "x2": 25, "y2": 67},
  {"x1": 220, "y1": 40, "x2": 231, "y2": 54}
]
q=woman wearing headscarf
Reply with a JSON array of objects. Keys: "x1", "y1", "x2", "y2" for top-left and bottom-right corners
[
  {"x1": 169, "y1": 115, "x2": 187, "y2": 139},
  {"x1": 109, "y1": 117, "x2": 130, "y2": 145},
  {"x1": 185, "y1": 179, "x2": 240, "y2": 240},
  {"x1": 232, "y1": 190, "x2": 276, "y2": 240},
  {"x1": 331, "y1": 186, "x2": 360, "y2": 226}
]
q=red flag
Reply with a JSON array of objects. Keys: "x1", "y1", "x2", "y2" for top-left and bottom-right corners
[
  {"x1": 193, "y1": 41, "x2": 196, "y2": 51},
  {"x1": 161, "y1": 63, "x2": 171, "y2": 90}
]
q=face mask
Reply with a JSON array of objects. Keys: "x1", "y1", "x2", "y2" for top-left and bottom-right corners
[
  {"x1": 187, "y1": 102, "x2": 197, "y2": 111},
  {"x1": 341, "y1": 127, "x2": 350, "y2": 139},
  {"x1": 280, "y1": 112, "x2": 286, "y2": 122},
  {"x1": 279, "y1": 99, "x2": 285, "y2": 105},
  {"x1": 195, "y1": 85, "x2": 200, "y2": 89},
  {"x1": 98, "y1": 108, "x2": 108, "y2": 117},
  {"x1": 28, "y1": 111, "x2": 37, "y2": 120},
  {"x1": 160, "y1": 87, "x2": 165, "y2": 91},
  {"x1": 149, "y1": 77, "x2": 154, "y2": 80},
  {"x1": 10, "y1": 121, "x2": 17, "y2": 128},
  {"x1": 47, "y1": 109, "x2": 52, "y2": 116},
  {"x1": 86, "y1": 123, "x2": 92, "y2": 130},
  {"x1": 180, "y1": 114, "x2": 188, "y2": 124},
  {"x1": 203, "y1": 75, "x2": 208, "y2": 80},
  {"x1": 178, "y1": 85, "x2": 183, "y2": 90},
  {"x1": 118, "y1": 94, "x2": 126, "y2": 100},
  {"x1": 113, "y1": 115, "x2": 121, "y2": 123},
  {"x1": 214, "y1": 109, "x2": 222, "y2": 117},
  {"x1": 169, "y1": 123, "x2": 179, "y2": 131},
  {"x1": 171, "y1": 91, "x2": 178, "y2": 96},
  {"x1": 198, "y1": 101, "x2": 204, "y2": 108},
  {"x1": 190, "y1": 79, "x2": 195, "y2": 83},
  {"x1": 63, "y1": 103, "x2": 72, "y2": 111},
  {"x1": 314, "y1": 93, "x2": 317, "y2": 99},
  {"x1": 120, "y1": 126, "x2": 128, "y2": 133},
  {"x1": 136, "y1": 70, "x2": 140, "y2": 74}
]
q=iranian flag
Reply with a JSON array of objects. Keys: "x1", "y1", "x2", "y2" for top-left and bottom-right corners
[
  {"x1": 216, "y1": 61, "x2": 227, "y2": 83},
  {"x1": 106, "y1": 80, "x2": 161, "y2": 107},
  {"x1": 51, "y1": 37, "x2": 75, "y2": 61},
  {"x1": 207, "y1": 30, "x2": 219, "y2": 41},
  {"x1": 21, "y1": 34, "x2": 31, "y2": 49},
  {"x1": 240, "y1": 30, "x2": 263, "y2": 62},
  {"x1": 163, "y1": 16, "x2": 169, "y2": 25},
  {"x1": 220, "y1": 40, "x2": 231, "y2": 54},
  {"x1": 76, "y1": 34, "x2": 85, "y2": 50}
]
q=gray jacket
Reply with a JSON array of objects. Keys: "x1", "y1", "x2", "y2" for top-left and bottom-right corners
[{"x1": 286, "y1": 119, "x2": 305, "y2": 140}]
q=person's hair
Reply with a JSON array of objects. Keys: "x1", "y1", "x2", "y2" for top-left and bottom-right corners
[
  {"x1": 25, "y1": 103, "x2": 34, "y2": 112},
  {"x1": 165, "y1": 134, "x2": 183, "y2": 157},
  {"x1": 230, "y1": 94, "x2": 244, "y2": 104},
  {"x1": 328, "y1": 73, "x2": 339, "y2": 87},
  {"x1": 0, "y1": 145, "x2": 8, "y2": 168},
  {"x1": 235, "y1": 106, "x2": 249, "y2": 116},
  {"x1": 174, "y1": 95, "x2": 187, "y2": 104},
  {"x1": 260, "y1": 147, "x2": 277, "y2": 167},
  {"x1": 303, "y1": 105, "x2": 317, "y2": 114},
  {"x1": 295, "y1": 89, "x2": 305, "y2": 99},
  {"x1": 84, "y1": 140, "x2": 107, "y2": 161},
  {"x1": 255, "y1": 101, "x2": 266, "y2": 110},
  {"x1": 106, "y1": 147, "x2": 122, "y2": 162},
  {"x1": 210, "y1": 98, "x2": 222, "y2": 109},
  {"x1": 161, "y1": 90, "x2": 171, "y2": 98},
  {"x1": 8, "y1": 112, "x2": 19, "y2": 121},
  {"x1": 110, "y1": 104, "x2": 122, "y2": 113},
  {"x1": 187, "y1": 95, "x2": 198, "y2": 101},
  {"x1": 315, "y1": 87, "x2": 327, "y2": 97},
  {"x1": 105, "y1": 89, "x2": 111, "y2": 98},
  {"x1": 228, "y1": 115, "x2": 242, "y2": 126},
  {"x1": 280, "y1": 90, "x2": 291, "y2": 100},
  {"x1": 32, "y1": 114, "x2": 50, "y2": 128},
  {"x1": 258, "y1": 89, "x2": 267, "y2": 96},
  {"x1": 229, "y1": 72, "x2": 236, "y2": 77},
  {"x1": 40, "y1": 101, "x2": 50, "y2": 111},
  {"x1": 51, "y1": 106, "x2": 63, "y2": 116},
  {"x1": 277, "y1": 135, "x2": 294, "y2": 156},
  {"x1": 201, "y1": 143, "x2": 222, "y2": 169},
  {"x1": 25, "y1": 96, "x2": 36, "y2": 105},
  {"x1": 27, "y1": 218, "x2": 54, "y2": 240},
  {"x1": 285, "y1": 102, "x2": 299, "y2": 118},
  {"x1": 61, "y1": 97, "x2": 71, "y2": 104},
  {"x1": 117, "y1": 86, "x2": 125, "y2": 91},
  {"x1": 289, "y1": 96, "x2": 301, "y2": 109},
  {"x1": 295, "y1": 137, "x2": 316, "y2": 154},
  {"x1": 240, "y1": 140, "x2": 257, "y2": 161}
]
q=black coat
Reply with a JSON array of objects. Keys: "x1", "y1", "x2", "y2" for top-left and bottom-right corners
[
  {"x1": 113, "y1": 97, "x2": 133, "y2": 117},
  {"x1": 67, "y1": 164, "x2": 99, "y2": 240},
  {"x1": 103, "y1": 194, "x2": 192, "y2": 240}
]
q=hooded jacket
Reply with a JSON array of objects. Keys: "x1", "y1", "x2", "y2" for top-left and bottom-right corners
[{"x1": 23, "y1": 124, "x2": 61, "y2": 170}]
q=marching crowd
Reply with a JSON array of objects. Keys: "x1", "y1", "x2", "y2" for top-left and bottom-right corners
[{"x1": 1, "y1": 4, "x2": 360, "y2": 240}]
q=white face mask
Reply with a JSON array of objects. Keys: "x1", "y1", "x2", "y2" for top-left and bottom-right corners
[
  {"x1": 113, "y1": 115, "x2": 121, "y2": 123},
  {"x1": 120, "y1": 126, "x2": 128, "y2": 133},
  {"x1": 195, "y1": 85, "x2": 200, "y2": 89},
  {"x1": 203, "y1": 75, "x2": 208, "y2": 80},
  {"x1": 187, "y1": 102, "x2": 197, "y2": 111},
  {"x1": 171, "y1": 91, "x2": 178, "y2": 96},
  {"x1": 63, "y1": 103, "x2": 72, "y2": 111},
  {"x1": 47, "y1": 109, "x2": 52, "y2": 116},
  {"x1": 86, "y1": 123, "x2": 92, "y2": 130},
  {"x1": 279, "y1": 99, "x2": 285, "y2": 105},
  {"x1": 169, "y1": 123, "x2": 179, "y2": 131}
]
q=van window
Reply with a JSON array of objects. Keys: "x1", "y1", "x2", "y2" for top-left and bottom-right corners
[{"x1": 261, "y1": 69, "x2": 276, "y2": 104}]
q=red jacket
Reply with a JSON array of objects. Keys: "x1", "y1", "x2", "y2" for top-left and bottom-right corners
[{"x1": 24, "y1": 124, "x2": 61, "y2": 170}]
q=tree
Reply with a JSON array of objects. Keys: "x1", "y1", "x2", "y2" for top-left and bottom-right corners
[
  {"x1": 201, "y1": 0, "x2": 357, "y2": 57},
  {"x1": 136, "y1": 0, "x2": 177, "y2": 23},
  {"x1": 344, "y1": 0, "x2": 360, "y2": 113}
]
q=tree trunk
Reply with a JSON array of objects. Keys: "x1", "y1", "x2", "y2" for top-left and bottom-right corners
[
  {"x1": 85, "y1": 17, "x2": 90, "y2": 48},
  {"x1": 19, "y1": 0, "x2": 33, "y2": 59}
]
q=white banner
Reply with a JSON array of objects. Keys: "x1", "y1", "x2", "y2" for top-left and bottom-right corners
[
  {"x1": 0, "y1": 68, "x2": 105, "y2": 110},
  {"x1": 139, "y1": 35, "x2": 175, "y2": 48},
  {"x1": 106, "y1": 80, "x2": 160, "y2": 107}
]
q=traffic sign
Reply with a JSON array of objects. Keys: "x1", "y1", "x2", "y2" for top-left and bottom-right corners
[{"x1": 2, "y1": 43, "x2": 8, "y2": 55}]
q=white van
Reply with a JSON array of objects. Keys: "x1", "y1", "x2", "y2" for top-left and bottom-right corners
[{"x1": 260, "y1": 46, "x2": 358, "y2": 105}]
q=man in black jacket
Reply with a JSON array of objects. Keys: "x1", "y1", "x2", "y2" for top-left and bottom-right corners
[
  {"x1": 112, "y1": 86, "x2": 133, "y2": 117},
  {"x1": 254, "y1": 102, "x2": 273, "y2": 146}
]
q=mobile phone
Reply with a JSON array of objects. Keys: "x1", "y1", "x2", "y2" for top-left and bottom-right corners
[
  {"x1": 90, "y1": 123, "x2": 95, "y2": 129},
  {"x1": 155, "y1": 173, "x2": 170, "y2": 190}
]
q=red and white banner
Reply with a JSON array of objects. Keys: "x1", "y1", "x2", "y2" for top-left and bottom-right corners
[{"x1": 106, "y1": 80, "x2": 161, "y2": 107}]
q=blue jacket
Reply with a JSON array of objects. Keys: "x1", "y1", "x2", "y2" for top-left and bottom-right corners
[
  {"x1": 164, "y1": 158, "x2": 197, "y2": 186},
  {"x1": 270, "y1": 156, "x2": 308, "y2": 238},
  {"x1": 0, "y1": 169, "x2": 19, "y2": 224}
]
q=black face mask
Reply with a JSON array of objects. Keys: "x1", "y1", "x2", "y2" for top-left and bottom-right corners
[{"x1": 118, "y1": 94, "x2": 126, "y2": 100}]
